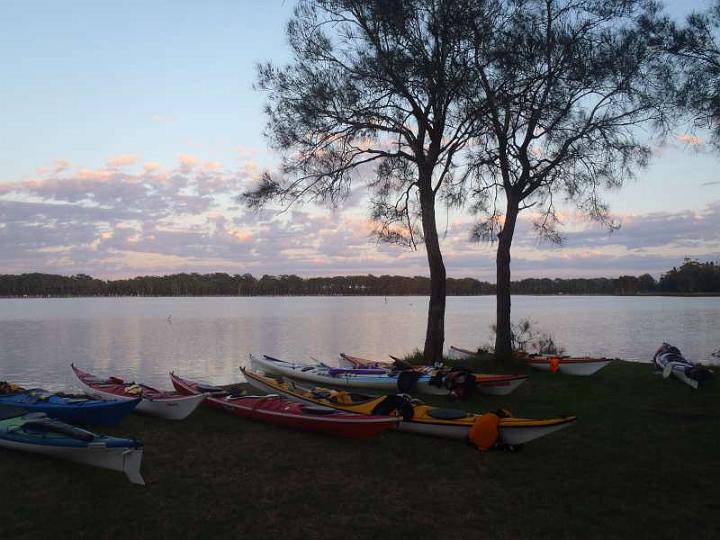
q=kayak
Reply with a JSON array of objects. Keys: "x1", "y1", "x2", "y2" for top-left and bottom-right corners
[
  {"x1": 251, "y1": 354, "x2": 449, "y2": 395},
  {"x1": 241, "y1": 367, "x2": 577, "y2": 446},
  {"x1": 339, "y1": 353, "x2": 528, "y2": 396},
  {"x1": 653, "y1": 343, "x2": 713, "y2": 389},
  {"x1": 0, "y1": 385, "x2": 139, "y2": 426},
  {"x1": 522, "y1": 354, "x2": 613, "y2": 376},
  {"x1": 0, "y1": 406, "x2": 144, "y2": 485},
  {"x1": 71, "y1": 365, "x2": 205, "y2": 420},
  {"x1": 169, "y1": 372, "x2": 399, "y2": 438},
  {"x1": 450, "y1": 346, "x2": 613, "y2": 376}
]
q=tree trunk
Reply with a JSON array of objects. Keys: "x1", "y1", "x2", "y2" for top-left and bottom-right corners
[
  {"x1": 494, "y1": 195, "x2": 520, "y2": 358},
  {"x1": 419, "y1": 180, "x2": 446, "y2": 364}
]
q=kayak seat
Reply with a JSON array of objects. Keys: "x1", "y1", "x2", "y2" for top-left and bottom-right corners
[
  {"x1": 196, "y1": 383, "x2": 225, "y2": 393},
  {"x1": 23, "y1": 417, "x2": 96, "y2": 441},
  {"x1": 301, "y1": 366, "x2": 314, "y2": 372},
  {"x1": 427, "y1": 408, "x2": 471, "y2": 420}
]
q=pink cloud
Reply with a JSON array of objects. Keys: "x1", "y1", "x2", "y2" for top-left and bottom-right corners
[
  {"x1": 178, "y1": 154, "x2": 199, "y2": 171},
  {"x1": 201, "y1": 161, "x2": 223, "y2": 172},
  {"x1": 676, "y1": 134, "x2": 704, "y2": 146},
  {"x1": 106, "y1": 154, "x2": 138, "y2": 168},
  {"x1": 143, "y1": 161, "x2": 161, "y2": 173},
  {"x1": 242, "y1": 161, "x2": 259, "y2": 176},
  {"x1": 76, "y1": 169, "x2": 114, "y2": 181},
  {"x1": 52, "y1": 159, "x2": 71, "y2": 173},
  {"x1": 35, "y1": 159, "x2": 72, "y2": 176}
]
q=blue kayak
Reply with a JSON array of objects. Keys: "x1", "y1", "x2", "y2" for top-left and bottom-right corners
[
  {"x1": 0, "y1": 406, "x2": 144, "y2": 484},
  {"x1": 0, "y1": 389, "x2": 140, "y2": 426}
]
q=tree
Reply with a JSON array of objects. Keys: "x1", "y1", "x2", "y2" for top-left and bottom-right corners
[
  {"x1": 244, "y1": 0, "x2": 483, "y2": 362},
  {"x1": 668, "y1": 1, "x2": 720, "y2": 149},
  {"x1": 464, "y1": 0, "x2": 672, "y2": 355}
]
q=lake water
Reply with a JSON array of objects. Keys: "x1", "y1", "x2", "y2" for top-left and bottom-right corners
[{"x1": 0, "y1": 296, "x2": 718, "y2": 391}]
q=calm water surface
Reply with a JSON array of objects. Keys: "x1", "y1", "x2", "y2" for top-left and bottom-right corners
[{"x1": 0, "y1": 296, "x2": 718, "y2": 390}]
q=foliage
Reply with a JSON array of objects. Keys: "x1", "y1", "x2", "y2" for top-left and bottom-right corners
[
  {"x1": 245, "y1": 0, "x2": 499, "y2": 362},
  {"x1": 657, "y1": 259, "x2": 720, "y2": 293},
  {"x1": 466, "y1": 0, "x2": 672, "y2": 241},
  {"x1": 3, "y1": 262, "x2": 720, "y2": 297},
  {"x1": 491, "y1": 318, "x2": 565, "y2": 355},
  {"x1": 665, "y1": 1, "x2": 720, "y2": 148},
  {"x1": 460, "y1": 0, "x2": 673, "y2": 355},
  {"x1": 247, "y1": 0, "x2": 481, "y2": 243}
]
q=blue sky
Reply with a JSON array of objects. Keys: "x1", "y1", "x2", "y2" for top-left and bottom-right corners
[{"x1": 0, "y1": 0, "x2": 718, "y2": 280}]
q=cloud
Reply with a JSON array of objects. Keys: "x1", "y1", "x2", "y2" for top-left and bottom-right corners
[
  {"x1": 106, "y1": 154, "x2": 139, "y2": 168},
  {"x1": 237, "y1": 146, "x2": 258, "y2": 161},
  {"x1": 676, "y1": 134, "x2": 704, "y2": 146},
  {"x1": 143, "y1": 162, "x2": 162, "y2": 173},
  {"x1": 35, "y1": 159, "x2": 72, "y2": 176},
  {"x1": 178, "y1": 154, "x2": 199, "y2": 172},
  {"x1": 201, "y1": 161, "x2": 223, "y2": 172},
  {"x1": 1, "y1": 153, "x2": 719, "y2": 280}
]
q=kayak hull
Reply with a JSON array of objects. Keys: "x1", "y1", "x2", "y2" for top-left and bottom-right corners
[
  {"x1": 241, "y1": 368, "x2": 576, "y2": 446},
  {"x1": 0, "y1": 438, "x2": 145, "y2": 485},
  {"x1": 653, "y1": 344, "x2": 713, "y2": 389},
  {"x1": 170, "y1": 372, "x2": 398, "y2": 438},
  {"x1": 473, "y1": 374, "x2": 528, "y2": 395},
  {"x1": 0, "y1": 392, "x2": 139, "y2": 426},
  {"x1": 339, "y1": 352, "x2": 528, "y2": 396},
  {"x1": 525, "y1": 358, "x2": 612, "y2": 376},
  {"x1": 72, "y1": 365, "x2": 206, "y2": 420},
  {"x1": 0, "y1": 413, "x2": 144, "y2": 485},
  {"x1": 252, "y1": 355, "x2": 449, "y2": 395},
  {"x1": 450, "y1": 346, "x2": 612, "y2": 377}
]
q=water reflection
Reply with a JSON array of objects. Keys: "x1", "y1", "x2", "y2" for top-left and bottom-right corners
[{"x1": 0, "y1": 296, "x2": 717, "y2": 390}]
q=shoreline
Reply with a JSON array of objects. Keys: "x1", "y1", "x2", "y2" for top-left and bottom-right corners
[
  {"x1": 2, "y1": 360, "x2": 718, "y2": 538},
  {"x1": 1, "y1": 292, "x2": 720, "y2": 299}
]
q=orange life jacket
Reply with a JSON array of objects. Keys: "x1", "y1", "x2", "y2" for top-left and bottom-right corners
[
  {"x1": 549, "y1": 357, "x2": 560, "y2": 373},
  {"x1": 468, "y1": 412, "x2": 500, "y2": 451}
]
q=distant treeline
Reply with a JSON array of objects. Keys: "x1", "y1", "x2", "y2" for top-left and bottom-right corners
[{"x1": 1, "y1": 260, "x2": 718, "y2": 297}]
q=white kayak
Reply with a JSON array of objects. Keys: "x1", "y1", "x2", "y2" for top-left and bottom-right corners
[
  {"x1": 523, "y1": 355, "x2": 613, "y2": 376},
  {"x1": 249, "y1": 354, "x2": 450, "y2": 395},
  {"x1": 0, "y1": 408, "x2": 144, "y2": 485},
  {"x1": 72, "y1": 364, "x2": 206, "y2": 420},
  {"x1": 450, "y1": 346, "x2": 613, "y2": 376},
  {"x1": 653, "y1": 343, "x2": 714, "y2": 390}
]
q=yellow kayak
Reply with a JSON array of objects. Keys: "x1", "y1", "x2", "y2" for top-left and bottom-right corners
[{"x1": 241, "y1": 367, "x2": 576, "y2": 446}]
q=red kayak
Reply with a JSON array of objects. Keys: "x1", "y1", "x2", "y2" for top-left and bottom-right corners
[
  {"x1": 169, "y1": 372, "x2": 399, "y2": 438},
  {"x1": 72, "y1": 364, "x2": 206, "y2": 420}
]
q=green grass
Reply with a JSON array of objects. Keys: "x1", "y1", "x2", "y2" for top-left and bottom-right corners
[{"x1": 2, "y1": 361, "x2": 719, "y2": 539}]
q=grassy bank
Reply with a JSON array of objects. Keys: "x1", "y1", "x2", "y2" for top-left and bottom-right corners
[{"x1": 2, "y1": 360, "x2": 719, "y2": 539}]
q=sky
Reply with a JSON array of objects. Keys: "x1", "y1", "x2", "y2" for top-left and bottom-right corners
[{"x1": 0, "y1": 0, "x2": 719, "y2": 281}]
